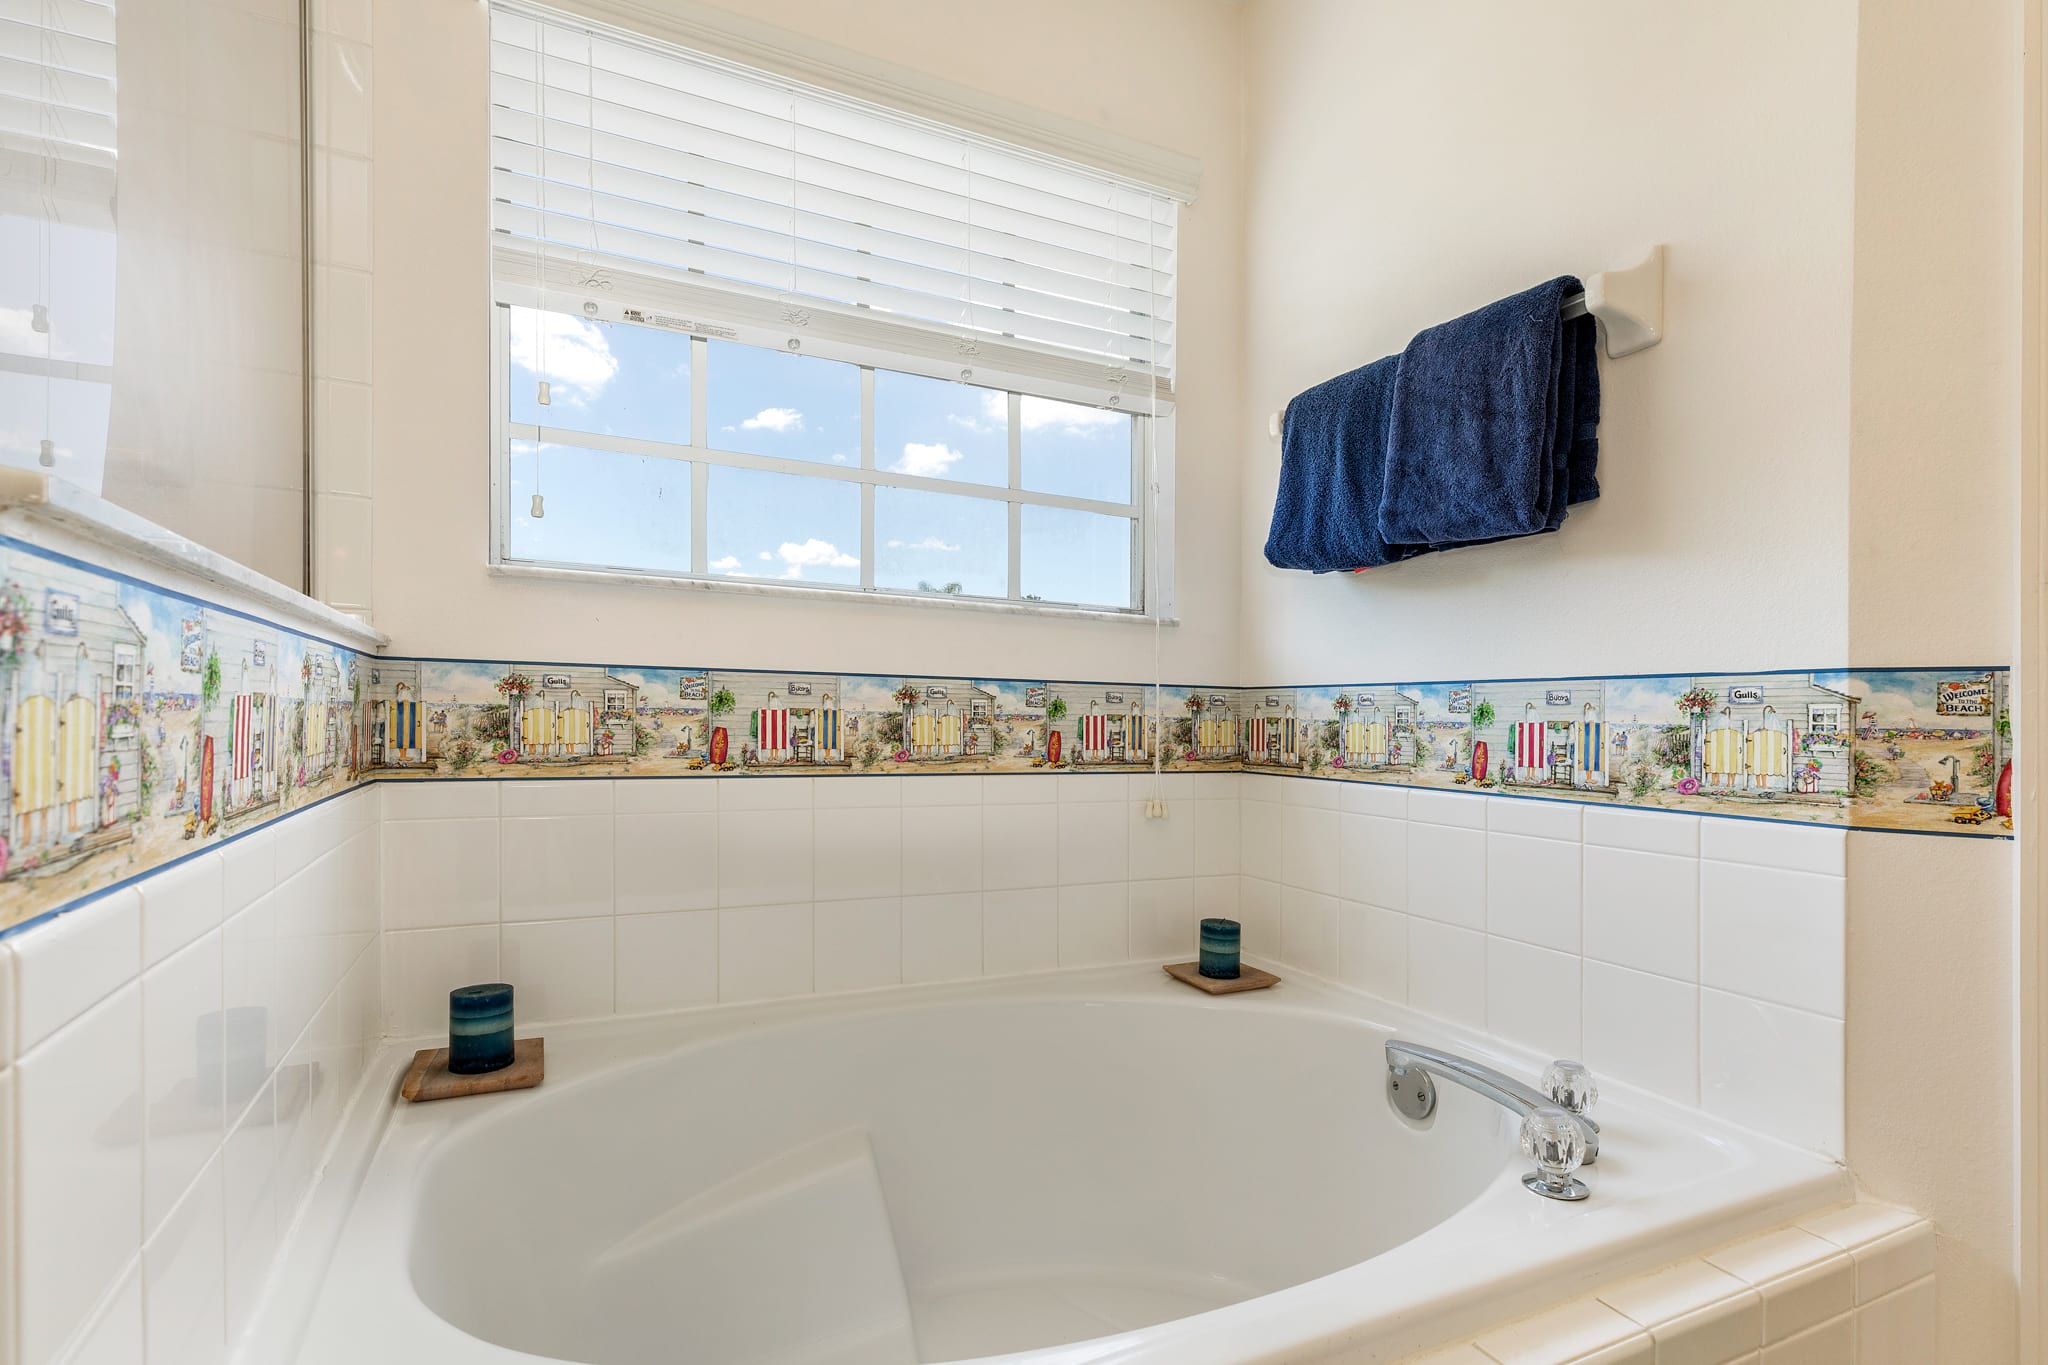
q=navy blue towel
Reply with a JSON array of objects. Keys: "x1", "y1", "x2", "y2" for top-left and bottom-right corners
[
  {"x1": 1263, "y1": 356, "x2": 1432, "y2": 572},
  {"x1": 1377, "y1": 276, "x2": 1601, "y2": 548}
]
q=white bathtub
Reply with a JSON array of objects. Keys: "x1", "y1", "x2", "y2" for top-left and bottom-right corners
[{"x1": 267, "y1": 965, "x2": 1848, "y2": 1365}]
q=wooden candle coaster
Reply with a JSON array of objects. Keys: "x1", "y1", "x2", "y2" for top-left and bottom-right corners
[
  {"x1": 1163, "y1": 961, "x2": 1280, "y2": 995},
  {"x1": 401, "y1": 1037, "x2": 545, "y2": 1102}
]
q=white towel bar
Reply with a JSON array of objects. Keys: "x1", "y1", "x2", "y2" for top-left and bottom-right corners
[{"x1": 1267, "y1": 245, "x2": 1664, "y2": 439}]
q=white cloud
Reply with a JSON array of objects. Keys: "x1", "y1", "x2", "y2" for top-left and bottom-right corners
[
  {"x1": 741, "y1": 407, "x2": 804, "y2": 432},
  {"x1": 709, "y1": 555, "x2": 742, "y2": 572},
  {"x1": 774, "y1": 538, "x2": 860, "y2": 579},
  {"x1": 983, "y1": 390, "x2": 1124, "y2": 436},
  {"x1": 885, "y1": 536, "x2": 960, "y2": 552},
  {"x1": 946, "y1": 413, "x2": 990, "y2": 433},
  {"x1": 757, "y1": 551, "x2": 773, "y2": 561},
  {"x1": 892, "y1": 441, "x2": 963, "y2": 476},
  {"x1": 509, "y1": 309, "x2": 619, "y2": 405}
]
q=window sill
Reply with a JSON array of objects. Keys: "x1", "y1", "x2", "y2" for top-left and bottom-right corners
[{"x1": 487, "y1": 560, "x2": 1179, "y2": 627}]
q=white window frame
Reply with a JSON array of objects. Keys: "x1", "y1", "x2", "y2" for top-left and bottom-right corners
[{"x1": 487, "y1": 302, "x2": 1175, "y2": 621}]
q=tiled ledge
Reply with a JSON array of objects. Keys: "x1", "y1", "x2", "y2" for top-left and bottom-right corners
[{"x1": 1405, "y1": 1201, "x2": 1933, "y2": 1364}]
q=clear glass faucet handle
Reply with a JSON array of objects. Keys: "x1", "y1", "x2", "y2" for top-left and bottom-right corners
[
  {"x1": 1521, "y1": 1106, "x2": 1586, "y2": 1183},
  {"x1": 1541, "y1": 1059, "x2": 1599, "y2": 1116}
]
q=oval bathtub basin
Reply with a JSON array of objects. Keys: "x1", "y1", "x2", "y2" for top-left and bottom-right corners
[{"x1": 291, "y1": 966, "x2": 1848, "y2": 1365}]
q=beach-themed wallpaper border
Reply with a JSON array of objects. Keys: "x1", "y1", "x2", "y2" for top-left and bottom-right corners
[{"x1": 0, "y1": 532, "x2": 2014, "y2": 934}]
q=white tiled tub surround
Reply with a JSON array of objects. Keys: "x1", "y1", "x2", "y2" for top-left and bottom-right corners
[
  {"x1": 1407, "y1": 1201, "x2": 1934, "y2": 1365},
  {"x1": 0, "y1": 785, "x2": 382, "y2": 1365},
  {"x1": 379, "y1": 772, "x2": 1244, "y2": 1037},
  {"x1": 1243, "y1": 774, "x2": 1847, "y2": 1158}
]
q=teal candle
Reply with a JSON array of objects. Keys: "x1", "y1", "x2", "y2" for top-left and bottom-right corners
[
  {"x1": 1199, "y1": 918, "x2": 1241, "y2": 979},
  {"x1": 449, "y1": 983, "x2": 515, "y2": 1074}
]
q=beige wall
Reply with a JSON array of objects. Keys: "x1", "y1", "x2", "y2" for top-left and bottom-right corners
[
  {"x1": 1845, "y1": 2, "x2": 2023, "y2": 1360},
  {"x1": 368, "y1": 0, "x2": 1246, "y2": 682},
  {"x1": 1239, "y1": 1, "x2": 1859, "y2": 683}
]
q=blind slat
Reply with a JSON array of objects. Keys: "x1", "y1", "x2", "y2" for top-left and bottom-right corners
[{"x1": 489, "y1": 1, "x2": 1179, "y2": 390}]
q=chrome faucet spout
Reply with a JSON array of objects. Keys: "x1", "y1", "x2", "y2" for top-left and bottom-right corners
[{"x1": 1384, "y1": 1040, "x2": 1601, "y2": 1164}]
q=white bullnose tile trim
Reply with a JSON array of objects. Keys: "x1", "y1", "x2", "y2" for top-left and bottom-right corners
[{"x1": 1402, "y1": 1204, "x2": 1932, "y2": 1365}]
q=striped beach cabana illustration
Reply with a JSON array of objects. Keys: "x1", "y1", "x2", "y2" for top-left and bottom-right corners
[
  {"x1": 1572, "y1": 708, "x2": 1608, "y2": 789},
  {"x1": 1196, "y1": 708, "x2": 1237, "y2": 760},
  {"x1": 909, "y1": 703, "x2": 962, "y2": 759},
  {"x1": 1513, "y1": 718, "x2": 1550, "y2": 779},
  {"x1": 383, "y1": 695, "x2": 424, "y2": 764}
]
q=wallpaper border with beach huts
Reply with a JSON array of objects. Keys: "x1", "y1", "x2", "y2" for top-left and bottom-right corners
[{"x1": 0, "y1": 530, "x2": 2015, "y2": 936}]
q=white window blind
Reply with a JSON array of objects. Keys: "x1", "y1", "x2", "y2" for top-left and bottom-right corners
[
  {"x1": 487, "y1": 0, "x2": 1179, "y2": 413},
  {"x1": 0, "y1": 0, "x2": 117, "y2": 223}
]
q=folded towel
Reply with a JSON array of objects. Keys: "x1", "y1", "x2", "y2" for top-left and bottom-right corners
[
  {"x1": 1377, "y1": 276, "x2": 1601, "y2": 548},
  {"x1": 1263, "y1": 356, "x2": 1432, "y2": 572}
]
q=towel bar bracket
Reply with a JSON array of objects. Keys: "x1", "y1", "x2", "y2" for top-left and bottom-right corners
[{"x1": 1266, "y1": 245, "x2": 1664, "y2": 438}]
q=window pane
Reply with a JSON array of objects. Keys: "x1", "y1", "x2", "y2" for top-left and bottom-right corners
[
  {"x1": 875, "y1": 487, "x2": 1006, "y2": 597},
  {"x1": 507, "y1": 440, "x2": 690, "y2": 573},
  {"x1": 507, "y1": 306, "x2": 691, "y2": 445},
  {"x1": 707, "y1": 340, "x2": 859, "y2": 465},
  {"x1": 706, "y1": 466, "x2": 861, "y2": 584},
  {"x1": 1020, "y1": 505, "x2": 1132, "y2": 609},
  {"x1": 1020, "y1": 397, "x2": 1132, "y2": 503},
  {"x1": 873, "y1": 370, "x2": 1006, "y2": 487}
]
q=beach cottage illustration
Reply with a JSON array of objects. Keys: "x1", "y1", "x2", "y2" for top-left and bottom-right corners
[
  {"x1": 1467, "y1": 681, "x2": 1611, "y2": 791},
  {"x1": 1186, "y1": 689, "x2": 1241, "y2": 763},
  {"x1": 198, "y1": 616, "x2": 282, "y2": 821},
  {"x1": 1042, "y1": 682, "x2": 1152, "y2": 767},
  {"x1": 1243, "y1": 693, "x2": 1300, "y2": 768},
  {"x1": 365, "y1": 659, "x2": 429, "y2": 768},
  {"x1": 1684, "y1": 674, "x2": 1857, "y2": 798},
  {"x1": 1335, "y1": 690, "x2": 1420, "y2": 770},
  {"x1": 507, "y1": 666, "x2": 640, "y2": 762},
  {"x1": 0, "y1": 563, "x2": 147, "y2": 873},
  {"x1": 724, "y1": 673, "x2": 848, "y2": 767},
  {"x1": 895, "y1": 679, "x2": 997, "y2": 764}
]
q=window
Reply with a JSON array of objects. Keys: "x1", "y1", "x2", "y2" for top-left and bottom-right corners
[
  {"x1": 486, "y1": 2, "x2": 1180, "y2": 613},
  {"x1": 1808, "y1": 704, "x2": 1844, "y2": 733}
]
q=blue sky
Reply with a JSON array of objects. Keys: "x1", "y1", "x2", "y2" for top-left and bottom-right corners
[{"x1": 506, "y1": 306, "x2": 1135, "y2": 606}]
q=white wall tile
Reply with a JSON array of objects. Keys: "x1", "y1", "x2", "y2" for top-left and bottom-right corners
[
  {"x1": 814, "y1": 897, "x2": 902, "y2": 993},
  {"x1": 381, "y1": 780, "x2": 500, "y2": 820},
  {"x1": 1407, "y1": 822, "x2": 1486, "y2": 929},
  {"x1": 142, "y1": 931, "x2": 226, "y2": 1235},
  {"x1": 220, "y1": 896, "x2": 279, "y2": 1115},
  {"x1": 0, "y1": 944, "x2": 14, "y2": 1068},
  {"x1": 1407, "y1": 919, "x2": 1486, "y2": 1029},
  {"x1": 1281, "y1": 804, "x2": 1340, "y2": 895},
  {"x1": 1408, "y1": 789, "x2": 1488, "y2": 829},
  {"x1": 902, "y1": 892, "x2": 982, "y2": 983},
  {"x1": 1191, "y1": 773, "x2": 1240, "y2": 801},
  {"x1": 220, "y1": 828, "x2": 278, "y2": 917},
  {"x1": 813, "y1": 807, "x2": 902, "y2": 901},
  {"x1": 1192, "y1": 798, "x2": 1241, "y2": 876},
  {"x1": 1584, "y1": 806, "x2": 1701, "y2": 857},
  {"x1": 615, "y1": 779, "x2": 718, "y2": 815},
  {"x1": 69, "y1": 1260, "x2": 143, "y2": 1365},
  {"x1": 1583, "y1": 961, "x2": 1700, "y2": 1104},
  {"x1": 11, "y1": 890, "x2": 140, "y2": 1053},
  {"x1": 815, "y1": 775, "x2": 901, "y2": 808},
  {"x1": 1129, "y1": 802, "x2": 1196, "y2": 881},
  {"x1": 903, "y1": 805, "x2": 982, "y2": 895},
  {"x1": 904, "y1": 774, "x2": 982, "y2": 807},
  {"x1": 1485, "y1": 832, "x2": 1581, "y2": 952},
  {"x1": 1487, "y1": 796, "x2": 1582, "y2": 840},
  {"x1": 719, "y1": 810, "x2": 815, "y2": 907},
  {"x1": 16, "y1": 985, "x2": 143, "y2": 1365},
  {"x1": 382, "y1": 817, "x2": 499, "y2": 928},
  {"x1": 982, "y1": 803, "x2": 1056, "y2": 891},
  {"x1": 1193, "y1": 875, "x2": 1239, "y2": 927},
  {"x1": 718, "y1": 903, "x2": 813, "y2": 1002},
  {"x1": 1282, "y1": 777, "x2": 1340, "y2": 809},
  {"x1": 1240, "y1": 798, "x2": 1282, "y2": 874},
  {"x1": 1485, "y1": 937, "x2": 1582, "y2": 1061},
  {"x1": 1700, "y1": 861, "x2": 1845, "y2": 1016},
  {"x1": 1339, "y1": 782, "x2": 1407, "y2": 819},
  {"x1": 1058, "y1": 802, "x2": 1128, "y2": 886},
  {"x1": 1700, "y1": 989, "x2": 1845, "y2": 1157},
  {"x1": 144, "y1": 1154, "x2": 226, "y2": 1365},
  {"x1": 1238, "y1": 876, "x2": 1281, "y2": 956},
  {"x1": 1281, "y1": 886, "x2": 1340, "y2": 977},
  {"x1": 614, "y1": 910, "x2": 718, "y2": 1015},
  {"x1": 1338, "y1": 812, "x2": 1407, "y2": 911},
  {"x1": 1856, "y1": 1277, "x2": 1936, "y2": 1364},
  {"x1": 502, "y1": 919, "x2": 614, "y2": 1022},
  {"x1": 1340, "y1": 900, "x2": 1406, "y2": 1000},
  {"x1": 981, "y1": 775, "x2": 1055, "y2": 806},
  {"x1": 1130, "y1": 878, "x2": 1195, "y2": 960},
  {"x1": 983, "y1": 888, "x2": 1058, "y2": 975},
  {"x1": 1057, "y1": 883, "x2": 1129, "y2": 966},
  {"x1": 502, "y1": 816, "x2": 615, "y2": 922},
  {"x1": 1700, "y1": 819, "x2": 1846, "y2": 876},
  {"x1": 500, "y1": 778, "x2": 612, "y2": 818},
  {"x1": 141, "y1": 854, "x2": 225, "y2": 969},
  {"x1": 719, "y1": 777, "x2": 812, "y2": 811},
  {"x1": 1056, "y1": 773, "x2": 1125, "y2": 803},
  {"x1": 614, "y1": 812, "x2": 718, "y2": 914},
  {"x1": 221, "y1": 1082, "x2": 277, "y2": 1349},
  {"x1": 1583, "y1": 846, "x2": 1701, "y2": 980},
  {"x1": 385, "y1": 925, "x2": 497, "y2": 1038}
]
